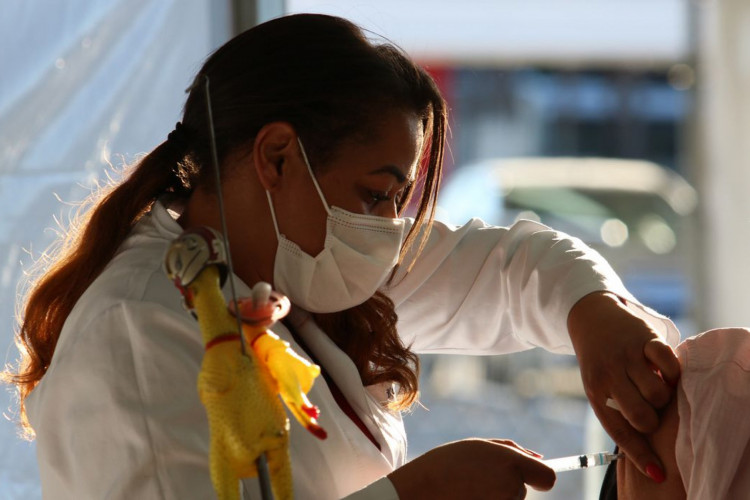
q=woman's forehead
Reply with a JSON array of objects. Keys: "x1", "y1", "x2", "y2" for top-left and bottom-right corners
[{"x1": 332, "y1": 111, "x2": 424, "y2": 176}]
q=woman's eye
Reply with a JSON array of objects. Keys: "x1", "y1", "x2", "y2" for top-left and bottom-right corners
[{"x1": 369, "y1": 191, "x2": 391, "y2": 203}]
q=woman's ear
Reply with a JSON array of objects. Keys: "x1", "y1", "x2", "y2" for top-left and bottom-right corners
[{"x1": 253, "y1": 122, "x2": 297, "y2": 192}]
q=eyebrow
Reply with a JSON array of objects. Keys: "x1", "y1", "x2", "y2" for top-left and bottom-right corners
[{"x1": 369, "y1": 165, "x2": 414, "y2": 184}]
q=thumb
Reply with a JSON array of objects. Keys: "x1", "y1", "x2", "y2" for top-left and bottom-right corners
[{"x1": 517, "y1": 456, "x2": 556, "y2": 492}]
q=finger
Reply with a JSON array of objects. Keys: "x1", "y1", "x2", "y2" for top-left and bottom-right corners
[
  {"x1": 594, "y1": 400, "x2": 665, "y2": 483},
  {"x1": 625, "y1": 358, "x2": 672, "y2": 409},
  {"x1": 489, "y1": 439, "x2": 543, "y2": 458},
  {"x1": 608, "y1": 378, "x2": 659, "y2": 433},
  {"x1": 644, "y1": 339, "x2": 681, "y2": 387},
  {"x1": 516, "y1": 484, "x2": 527, "y2": 499},
  {"x1": 516, "y1": 455, "x2": 556, "y2": 492}
]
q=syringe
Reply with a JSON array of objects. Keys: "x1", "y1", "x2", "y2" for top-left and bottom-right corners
[{"x1": 543, "y1": 452, "x2": 623, "y2": 473}]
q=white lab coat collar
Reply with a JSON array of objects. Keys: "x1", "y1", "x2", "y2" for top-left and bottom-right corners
[{"x1": 286, "y1": 306, "x2": 406, "y2": 470}]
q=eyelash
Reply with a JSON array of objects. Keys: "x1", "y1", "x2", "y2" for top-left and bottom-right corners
[
  {"x1": 369, "y1": 191, "x2": 392, "y2": 203},
  {"x1": 367, "y1": 184, "x2": 411, "y2": 208}
]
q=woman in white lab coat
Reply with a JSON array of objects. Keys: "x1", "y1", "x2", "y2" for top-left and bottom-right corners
[{"x1": 6, "y1": 13, "x2": 680, "y2": 499}]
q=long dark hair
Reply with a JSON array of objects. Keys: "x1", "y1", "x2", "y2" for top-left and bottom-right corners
[{"x1": 6, "y1": 13, "x2": 446, "y2": 435}]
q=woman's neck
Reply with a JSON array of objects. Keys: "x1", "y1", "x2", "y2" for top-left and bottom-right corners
[{"x1": 179, "y1": 182, "x2": 276, "y2": 291}]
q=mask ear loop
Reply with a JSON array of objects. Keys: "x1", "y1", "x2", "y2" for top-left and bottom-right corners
[
  {"x1": 264, "y1": 137, "x2": 330, "y2": 239},
  {"x1": 297, "y1": 138, "x2": 332, "y2": 216},
  {"x1": 265, "y1": 191, "x2": 282, "y2": 238}
]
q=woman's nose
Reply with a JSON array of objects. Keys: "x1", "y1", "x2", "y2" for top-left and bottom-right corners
[{"x1": 380, "y1": 201, "x2": 399, "y2": 219}]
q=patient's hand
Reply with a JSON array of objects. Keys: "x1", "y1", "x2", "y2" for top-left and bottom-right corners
[{"x1": 617, "y1": 395, "x2": 686, "y2": 499}]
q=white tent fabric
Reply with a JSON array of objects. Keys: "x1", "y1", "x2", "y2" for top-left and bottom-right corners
[{"x1": 0, "y1": 1, "x2": 230, "y2": 496}]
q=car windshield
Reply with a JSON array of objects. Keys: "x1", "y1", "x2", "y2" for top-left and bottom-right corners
[{"x1": 502, "y1": 186, "x2": 680, "y2": 255}]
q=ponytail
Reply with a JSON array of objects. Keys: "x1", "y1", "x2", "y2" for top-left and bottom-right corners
[{"x1": 3, "y1": 131, "x2": 192, "y2": 437}]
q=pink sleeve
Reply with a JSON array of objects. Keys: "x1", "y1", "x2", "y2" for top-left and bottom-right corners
[{"x1": 675, "y1": 328, "x2": 750, "y2": 500}]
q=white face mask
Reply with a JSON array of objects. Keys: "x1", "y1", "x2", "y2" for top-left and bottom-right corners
[{"x1": 265, "y1": 139, "x2": 406, "y2": 313}]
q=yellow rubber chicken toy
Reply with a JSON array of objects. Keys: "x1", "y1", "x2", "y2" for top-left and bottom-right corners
[
  {"x1": 232, "y1": 293, "x2": 327, "y2": 441},
  {"x1": 164, "y1": 227, "x2": 326, "y2": 500}
]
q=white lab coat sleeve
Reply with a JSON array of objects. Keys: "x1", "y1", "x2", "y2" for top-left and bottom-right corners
[
  {"x1": 341, "y1": 476, "x2": 399, "y2": 500},
  {"x1": 385, "y1": 218, "x2": 640, "y2": 355},
  {"x1": 28, "y1": 301, "x2": 215, "y2": 500}
]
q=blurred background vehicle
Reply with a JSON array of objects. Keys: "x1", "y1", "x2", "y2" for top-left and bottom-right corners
[{"x1": 436, "y1": 157, "x2": 699, "y2": 331}]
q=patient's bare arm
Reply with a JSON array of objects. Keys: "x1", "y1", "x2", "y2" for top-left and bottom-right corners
[{"x1": 616, "y1": 395, "x2": 686, "y2": 499}]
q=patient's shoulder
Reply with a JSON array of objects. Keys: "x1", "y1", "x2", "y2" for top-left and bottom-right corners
[
  {"x1": 678, "y1": 327, "x2": 750, "y2": 373},
  {"x1": 615, "y1": 394, "x2": 685, "y2": 500}
]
